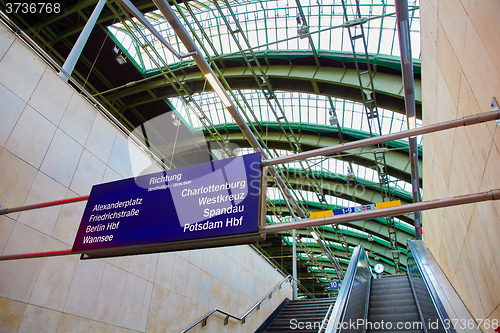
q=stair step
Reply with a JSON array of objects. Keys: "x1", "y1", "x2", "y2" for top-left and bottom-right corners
[
  {"x1": 287, "y1": 299, "x2": 335, "y2": 305},
  {"x1": 275, "y1": 314, "x2": 327, "y2": 319},
  {"x1": 271, "y1": 318, "x2": 325, "y2": 324},
  {"x1": 267, "y1": 322, "x2": 324, "y2": 329},
  {"x1": 261, "y1": 298, "x2": 334, "y2": 332},
  {"x1": 282, "y1": 305, "x2": 330, "y2": 312},
  {"x1": 266, "y1": 329, "x2": 319, "y2": 333}
]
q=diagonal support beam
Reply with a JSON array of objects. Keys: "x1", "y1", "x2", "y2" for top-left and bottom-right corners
[{"x1": 149, "y1": 0, "x2": 345, "y2": 279}]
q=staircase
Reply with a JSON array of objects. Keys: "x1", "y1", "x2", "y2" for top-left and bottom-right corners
[
  {"x1": 367, "y1": 275, "x2": 424, "y2": 333},
  {"x1": 261, "y1": 298, "x2": 335, "y2": 332}
]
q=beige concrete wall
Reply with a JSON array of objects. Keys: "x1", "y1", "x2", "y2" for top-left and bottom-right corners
[
  {"x1": 0, "y1": 23, "x2": 291, "y2": 332},
  {"x1": 421, "y1": 0, "x2": 500, "y2": 330}
]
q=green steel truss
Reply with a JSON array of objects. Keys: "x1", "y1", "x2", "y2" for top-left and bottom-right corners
[{"x1": 3, "y1": 0, "x2": 422, "y2": 297}]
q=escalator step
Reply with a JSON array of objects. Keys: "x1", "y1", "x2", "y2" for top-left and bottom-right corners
[
  {"x1": 368, "y1": 313, "x2": 421, "y2": 323},
  {"x1": 372, "y1": 279, "x2": 409, "y2": 285},
  {"x1": 369, "y1": 305, "x2": 419, "y2": 315},
  {"x1": 369, "y1": 299, "x2": 416, "y2": 309},
  {"x1": 370, "y1": 293, "x2": 414, "y2": 302},
  {"x1": 371, "y1": 281, "x2": 409, "y2": 289},
  {"x1": 370, "y1": 287, "x2": 412, "y2": 296}
]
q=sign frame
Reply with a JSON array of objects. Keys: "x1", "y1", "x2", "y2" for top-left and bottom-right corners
[{"x1": 73, "y1": 152, "x2": 266, "y2": 259}]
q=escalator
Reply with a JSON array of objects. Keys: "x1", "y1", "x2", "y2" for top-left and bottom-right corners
[
  {"x1": 259, "y1": 240, "x2": 480, "y2": 333},
  {"x1": 367, "y1": 275, "x2": 423, "y2": 333},
  {"x1": 326, "y1": 240, "x2": 458, "y2": 333}
]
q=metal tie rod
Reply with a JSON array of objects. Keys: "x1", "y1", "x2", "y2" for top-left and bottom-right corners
[
  {"x1": 262, "y1": 110, "x2": 500, "y2": 167},
  {"x1": 0, "y1": 196, "x2": 89, "y2": 215},
  {"x1": 259, "y1": 189, "x2": 500, "y2": 233},
  {"x1": 1, "y1": 189, "x2": 499, "y2": 261}
]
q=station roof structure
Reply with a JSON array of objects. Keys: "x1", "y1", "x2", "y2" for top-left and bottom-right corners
[{"x1": 2, "y1": 0, "x2": 421, "y2": 298}]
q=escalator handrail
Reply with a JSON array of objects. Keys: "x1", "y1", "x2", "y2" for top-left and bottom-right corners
[
  {"x1": 408, "y1": 240, "x2": 456, "y2": 333},
  {"x1": 323, "y1": 244, "x2": 364, "y2": 333},
  {"x1": 407, "y1": 269, "x2": 430, "y2": 333},
  {"x1": 361, "y1": 272, "x2": 372, "y2": 333}
]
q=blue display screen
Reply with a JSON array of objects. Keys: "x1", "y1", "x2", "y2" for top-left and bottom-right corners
[{"x1": 72, "y1": 152, "x2": 262, "y2": 252}]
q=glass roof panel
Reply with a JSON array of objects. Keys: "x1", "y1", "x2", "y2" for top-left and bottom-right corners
[
  {"x1": 109, "y1": 0, "x2": 420, "y2": 73},
  {"x1": 170, "y1": 90, "x2": 423, "y2": 145}
]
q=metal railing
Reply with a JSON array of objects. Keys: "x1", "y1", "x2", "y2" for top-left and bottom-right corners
[
  {"x1": 407, "y1": 240, "x2": 456, "y2": 333},
  {"x1": 318, "y1": 303, "x2": 335, "y2": 333},
  {"x1": 323, "y1": 244, "x2": 362, "y2": 333},
  {"x1": 322, "y1": 244, "x2": 374, "y2": 333},
  {"x1": 180, "y1": 275, "x2": 293, "y2": 332}
]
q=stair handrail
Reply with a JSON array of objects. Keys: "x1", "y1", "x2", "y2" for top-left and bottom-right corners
[
  {"x1": 318, "y1": 303, "x2": 334, "y2": 333},
  {"x1": 180, "y1": 274, "x2": 294, "y2": 332}
]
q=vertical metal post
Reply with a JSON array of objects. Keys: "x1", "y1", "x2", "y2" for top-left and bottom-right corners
[
  {"x1": 395, "y1": 0, "x2": 422, "y2": 239},
  {"x1": 59, "y1": 0, "x2": 107, "y2": 81},
  {"x1": 292, "y1": 229, "x2": 298, "y2": 300}
]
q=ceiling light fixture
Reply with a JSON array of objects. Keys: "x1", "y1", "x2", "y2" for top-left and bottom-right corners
[
  {"x1": 205, "y1": 73, "x2": 231, "y2": 107},
  {"x1": 329, "y1": 114, "x2": 339, "y2": 127},
  {"x1": 347, "y1": 166, "x2": 355, "y2": 180},
  {"x1": 115, "y1": 53, "x2": 127, "y2": 65},
  {"x1": 171, "y1": 113, "x2": 181, "y2": 127}
]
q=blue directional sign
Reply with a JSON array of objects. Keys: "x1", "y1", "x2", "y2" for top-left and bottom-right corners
[
  {"x1": 72, "y1": 152, "x2": 262, "y2": 255},
  {"x1": 329, "y1": 281, "x2": 339, "y2": 289},
  {"x1": 332, "y1": 204, "x2": 376, "y2": 216}
]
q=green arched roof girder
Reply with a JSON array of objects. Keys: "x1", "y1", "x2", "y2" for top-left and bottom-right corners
[
  {"x1": 269, "y1": 246, "x2": 397, "y2": 277},
  {"x1": 220, "y1": 51, "x2": 421, "y2": 74},
  {"x1": 107, "y1": 54, "x2": 421, "y2": 118},
  {"x1": 268, "y1": 167, "x2": 414, "y2": 203},
  {"x1": 269, "y1": 172, "x2": 415, "y2": 218},
  {"x1": 206, "y1": 123, "x2": 423, "y2": 184},
  {"x1": 213, "y1": 122, "x2": 423, "y2": 156},
  {"x1": 153, "y1": 50, "x2": 421, "y2": 76},
  {"x1": 271, "y1": 168, "x2": 412, "y2": 200},
  {"x1": 299, "y1": 253, "x2": 398, "y2": 276},
  {"x1": 278, "y1": 229, "x2": 407, "y2": 268}
]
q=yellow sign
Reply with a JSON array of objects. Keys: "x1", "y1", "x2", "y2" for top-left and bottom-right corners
[
  {"x1": 310, "y1": 210, "x2": 334, "y2": 219},
  {"x1": 375, "y1": 200, "x2": 402, "y2": 209}
]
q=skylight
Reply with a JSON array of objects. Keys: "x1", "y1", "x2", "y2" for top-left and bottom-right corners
[{"x1": 108, "y1": 0, "x2": 420, "y2": 73}]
